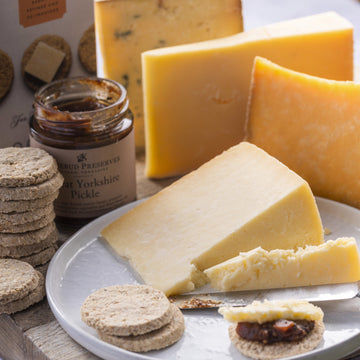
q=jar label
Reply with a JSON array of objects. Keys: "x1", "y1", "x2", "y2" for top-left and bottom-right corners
[{"x1": 30, "y1": 130, "x2": 136, "y2": 218}]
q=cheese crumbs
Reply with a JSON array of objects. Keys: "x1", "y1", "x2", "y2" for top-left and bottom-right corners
[{"x1": 219, "y1": 299, "x2": 324, "y2": 324}]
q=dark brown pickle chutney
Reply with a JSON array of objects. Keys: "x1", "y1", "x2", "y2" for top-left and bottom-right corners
[
  {"x1": 53, "y1": 97, "x2": 106, "y2": 112},
  {"x1": 30, "y1": 78, "x2": 133, "y2": 150},
  {"x1": 29, "y1": 77, "x2": 136, "y2": 224},
  {"x1": 236, "y1": 319, "x2": 315, "y2": 344}
]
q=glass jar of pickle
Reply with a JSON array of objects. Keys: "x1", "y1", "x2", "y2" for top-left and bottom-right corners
[{"x1": 30, "y1": 77, "x2": 136, "y2": 221}]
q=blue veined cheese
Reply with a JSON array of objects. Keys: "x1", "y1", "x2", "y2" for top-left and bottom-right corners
[{"x1": 94, "y1": 0, "x2": 243, "y2": 150}]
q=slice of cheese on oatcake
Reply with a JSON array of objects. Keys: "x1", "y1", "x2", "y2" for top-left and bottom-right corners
[{"x1": 219, "y1": 299, "x2": 324, "y2": 323}]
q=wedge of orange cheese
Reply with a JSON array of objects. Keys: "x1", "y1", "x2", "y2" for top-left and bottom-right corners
[
  {"x1": 142, "y1": 12, "x2": 353, "y2": 178},
  {"x1": 205, "y1": 238, "x2": 360, "y2": 291},
  {"x1": 101, "y1": 142, "x2": 324, "y2": 296},
  {"x1": 94, "y1": 0, "x2": 243, "y2": 150},
  {"x1": 246, "y1": 57, "x2": 360, "y2": 209}
]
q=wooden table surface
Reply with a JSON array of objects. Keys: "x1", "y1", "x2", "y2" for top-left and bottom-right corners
[{"x1": 1, "y1": 1, "x2": 360, "y2": 359}]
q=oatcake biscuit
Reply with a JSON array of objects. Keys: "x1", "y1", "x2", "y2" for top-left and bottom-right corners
[
  {"x1": 0, "y1": 191, "x2": 59, "y2": 213},
  {"x1": 0, "y1": 147, "x2": 58, "y2": 188},
  {"x1": 0, "y1": 221, "x2": 56, "y2": 247},
  {"x1": 0, "y1": 209, "x2": 55, "y2": 233},
  {"x1": 78, "y1": 24, "x2": 96, "y2": 74},
  {"x1": 98, "y1": 304, "x2": 185, "y2": 352},
  {"x1": 0, "y1": 259, "x2": 40, "y2": 304},
  {"x1": 0, "y1": 203, "x2": 53, "y2": 226},
  {"x1": 0, "y1": 227, "x2": 57, "y2": 257},
  {"x1": 0, "y1": 49, "x2": 14, "y2": 101},
  {"x1": 0, "y1": 171, "x2": 63, "y2": 201},
  {"x1": 0, "y1": 272, "x2": 46, "y2": 314},
  {"x1": 15, "y1": 244, "x2": 58, "y2": 267},
  {"x1": 81, "y1": 285, "x2": 173, "y2": 336},
  {"x1": 22, "y1": 35, "x2": 72, "y2": 91},
  {"x1": 228, "y1": 320, "x2": 325, "y2": 360}
]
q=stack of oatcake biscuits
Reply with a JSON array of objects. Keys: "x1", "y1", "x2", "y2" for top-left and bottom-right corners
[
  {"x1": 81, "y1": 285, "x2": 185, "y2": 352},
  {"x1": 0, "y1": 147, "x2": 63, "y2": 274}
]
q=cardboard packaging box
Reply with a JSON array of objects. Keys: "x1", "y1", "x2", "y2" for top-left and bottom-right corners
[{"x1": 0, "y1": 0, "x2": 94, "y2": 148}]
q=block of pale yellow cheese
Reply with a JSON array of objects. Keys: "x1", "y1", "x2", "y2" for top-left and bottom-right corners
[
  {"x1": 142, "y1": 12, "x2": 353, "y2": 178},
  {"x1": 246, "y1": 57, "x2": 360, "y2": 209},
  {"x1": 205, "y1": 238, "x2": 360, "y2": 291},
  {"x1": 101, "y1": 142, "x2": 324, "y2": 296},
  {"x1": 94, "y1": 0, "x2": 243, "y2": 151}
]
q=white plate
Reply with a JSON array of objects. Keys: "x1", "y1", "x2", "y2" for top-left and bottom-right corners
[{"x1": 46, "y1": 197, "x2": 360, "y2": 360}]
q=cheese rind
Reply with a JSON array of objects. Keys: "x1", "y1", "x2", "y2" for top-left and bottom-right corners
[
  {"x1": 142, "y1": 12, "x2": 353, "y2": 178},
  {"x1": 219, "y1": 300, "x2": 324, "y2": 324},
  {"x1": 205, "y1": 238, "x2": 360, "y2": 291},
  {"x1": 246, "y1": 57, "x2": 360, "y2": 209},
  {"x1": 94, "y1": 0, "x2": 243, "y2": 150},
  {"x1": 101, "y1": 142, "x2": 324, "y2": 296}
]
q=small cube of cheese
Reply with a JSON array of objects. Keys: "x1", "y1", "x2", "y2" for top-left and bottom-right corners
[{"x1": 24, "y1": 41, "x2": 65, "y2": 83}]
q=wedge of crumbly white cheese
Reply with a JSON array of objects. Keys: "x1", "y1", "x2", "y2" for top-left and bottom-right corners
[
  {"x1": 205, "y1": 237, "x2": 360, "y2": 291},
  {"x1": 219, "y1": 300, "x2": 324, "y2": 324},
  {"x1": 101, "y1": 142, "x2": 324, "y2": 296}
]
